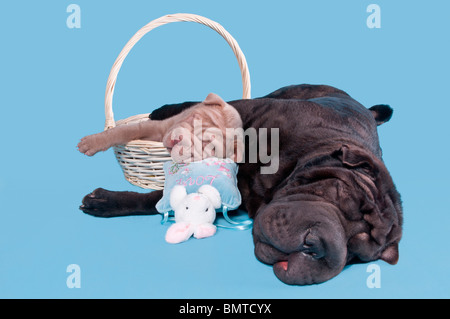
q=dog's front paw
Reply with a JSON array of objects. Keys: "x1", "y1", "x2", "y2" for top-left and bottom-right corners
[{"x1": 80, "y1": 188, "x2": 121, "y2": 217}]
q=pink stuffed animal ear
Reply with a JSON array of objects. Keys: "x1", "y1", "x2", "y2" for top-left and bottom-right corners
[
  {"x1": 165, "y1": 222, "x2": 194, "y2": 244},
  {"x1": 203, "y1": 93, "x2": 226, "y2": 107}
]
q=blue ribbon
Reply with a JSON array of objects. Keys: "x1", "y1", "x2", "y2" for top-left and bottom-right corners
[
  {"x1": 160, "y1": 205, "x2": 252, "y2": 230},
  {"x1": 216, "y1": 205, "x2": 253, "y2": 230}
]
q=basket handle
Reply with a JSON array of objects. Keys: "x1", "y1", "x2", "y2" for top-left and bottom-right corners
[{"x1": 104, "y1": 13, "x2": 251, "y2": 130}]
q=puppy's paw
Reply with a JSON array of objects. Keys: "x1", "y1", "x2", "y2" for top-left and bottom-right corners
[{"x1": 77, "y1": 133, "x2": 108, "y2": 156}]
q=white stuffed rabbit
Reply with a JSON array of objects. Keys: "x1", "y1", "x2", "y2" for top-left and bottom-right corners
[{"x1": 165, "y1": 184, "x2": 222, "y2": 244}]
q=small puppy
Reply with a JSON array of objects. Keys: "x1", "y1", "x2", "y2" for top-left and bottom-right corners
[{"x1": 77, "y1": 93, "x2": 244, "y2": 162}]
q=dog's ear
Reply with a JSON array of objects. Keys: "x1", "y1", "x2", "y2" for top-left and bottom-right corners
[
  {"x1": 380, "y1": 243, "x2": 399, "y2": 265},
  {"x1": 339, "y1": 145, "x2": 378, "y2": 175},
  {"x1": 369, "y1": 104, "x2": 393, "y2": 126},
  {"x1": 339, "y1": 144, "x2": 403, "y2": 266},
  {"x1": 203, "y1": 93, "x2": 226, "y2": 107}
]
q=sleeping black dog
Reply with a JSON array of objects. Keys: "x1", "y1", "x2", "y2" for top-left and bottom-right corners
[{"x1": 80, "y1": 84, "x2": 403, "y2": 285}]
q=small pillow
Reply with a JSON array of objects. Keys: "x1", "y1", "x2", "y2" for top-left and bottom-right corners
[{"x1": 156, "y1": 157, "x2": 241, "y2": 213}]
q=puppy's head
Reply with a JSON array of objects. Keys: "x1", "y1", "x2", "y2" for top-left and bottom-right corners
[{"x1": 163, "y1": 93, "x2": 243, "y2": 163}]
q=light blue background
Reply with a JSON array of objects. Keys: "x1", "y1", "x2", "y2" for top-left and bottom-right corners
[{"x1": 0, "y1": 0, "x2": 449, "y2": 298}]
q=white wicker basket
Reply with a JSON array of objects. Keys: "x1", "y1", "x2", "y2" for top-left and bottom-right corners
[{"x1": 103, "y1": 13, "x2": 251, "y2": 190}]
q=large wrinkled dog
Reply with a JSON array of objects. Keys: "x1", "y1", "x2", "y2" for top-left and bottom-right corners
[{"x1": 80, "y1": 84, "x2": 403, "y2": 285}]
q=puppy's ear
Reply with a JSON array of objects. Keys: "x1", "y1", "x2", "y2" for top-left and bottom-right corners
[
  {"x1": 227, "y1": 136, "x2": 244, "y2": 163},
  {"x1": 369, "y1": 104, "x2": 393, "y2": 126},
  {"x1": 233, "y1": 138, "x2": 244, "y2": 163},
  {"x1": 203, "y1": 93, "x2": 226, "y2": 107}
]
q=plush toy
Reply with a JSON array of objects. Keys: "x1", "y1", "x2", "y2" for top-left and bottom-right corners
[
  {"x1": 156, "y1": 157, "x2": 251, "y2": 244},
  {"x1": 165, "y1": 184, "x2": 221, "y2": 244}
]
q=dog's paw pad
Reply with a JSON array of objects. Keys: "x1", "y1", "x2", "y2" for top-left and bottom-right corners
[{"x1": 80, "y1": 188, "x2": 114, "y2": 217}]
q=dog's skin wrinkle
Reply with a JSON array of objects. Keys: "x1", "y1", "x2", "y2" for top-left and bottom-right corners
[{"x1": 80, "y1": 84, "x2": 403, "y2": 285}]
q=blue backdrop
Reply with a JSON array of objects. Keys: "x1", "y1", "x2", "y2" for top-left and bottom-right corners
[{"x1": 0, "y1": 0, "x2": 448, "y2": 298}]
